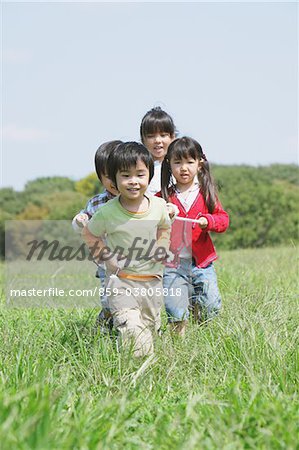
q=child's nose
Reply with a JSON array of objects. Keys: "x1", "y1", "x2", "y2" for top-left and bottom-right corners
[{"x1": 154, "y1": 135, "x2": 162, "y2": 142}]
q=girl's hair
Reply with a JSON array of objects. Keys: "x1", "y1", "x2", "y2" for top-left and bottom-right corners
[
  {"x1": 107, "y1": 142, "x2": 154, "y2": 189},
  {"x1": 140, "y1": 106, "x2": 177, "y2": 142},
  {"x1": 94, "y1": 140, "x2": 123, "y2": 181},
  {"x1": 161, "y1": 136, "x2": 217, "y2": 213}
]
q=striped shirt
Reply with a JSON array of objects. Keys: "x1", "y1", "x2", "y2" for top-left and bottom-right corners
[{"x1": 82, "y1": 190, "x2": 115, "y2": 218}]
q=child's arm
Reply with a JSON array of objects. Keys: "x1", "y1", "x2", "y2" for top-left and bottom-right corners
[
  {"x1": 156, "y1": 227, "x2": 171, "y2": 252},
  {"x1": 200, "y1": 201, "x2": 229, "y2": 233},
  {"x1": 82, "y1": 225, "x2": 121, "y2": 273},
  {"x1": 153, "y1": 201, "x2": 172, "y2": 261},
  {"x1": 82, "y1": 225, "x2": 107, "y2": 260}
]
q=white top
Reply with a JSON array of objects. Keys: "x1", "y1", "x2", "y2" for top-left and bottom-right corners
[
  {"x1": 147, "y1": 160, "x2": 162, "y2": 195},
  {"x1": 147, "y1": 160, "x2": 177, "y2": 196},
  {"x1": 176, "y1": 183, "x2": 200, "y2": 212},
  {"x1": 175, "y1": 182, "x2": 200, "y2": 259}
]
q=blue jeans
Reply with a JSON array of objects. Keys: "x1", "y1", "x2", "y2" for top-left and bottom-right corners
[
  {"x1": 163, "y1": 259, "x2": 221, "y2": 322},
  {"x1": 96, "y1": 265, "x2": 109, "y2": 310}
]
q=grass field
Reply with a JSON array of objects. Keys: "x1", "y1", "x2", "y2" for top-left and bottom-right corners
[{"x1": 0, "y1": 246, "x2": 298, "y2": 449}]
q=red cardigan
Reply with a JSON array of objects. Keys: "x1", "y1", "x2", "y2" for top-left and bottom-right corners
[{"x1": 156, "y1": 190, "x2": 229, "y2": 268}]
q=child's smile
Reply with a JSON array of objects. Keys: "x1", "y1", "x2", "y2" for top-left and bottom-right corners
[{"x1": 116, "y1": 159, "x2": 149, "y2": 202}]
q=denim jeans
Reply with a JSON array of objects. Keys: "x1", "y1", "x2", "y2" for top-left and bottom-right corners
[
  {"x1": 96, "y1": 265, "x2": 109, "y2": 310},
  {"x1": 163, "y1": 259, "x2": 221, "y2": 322}
]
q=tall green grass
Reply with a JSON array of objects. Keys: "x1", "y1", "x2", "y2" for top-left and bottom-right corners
[{"x1": 0, "y1": 247, "x2": 298, "y2": 449}]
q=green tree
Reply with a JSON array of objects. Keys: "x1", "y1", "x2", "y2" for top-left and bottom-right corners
[
  {"x1": 75, "y1": 173, "x2": 102, "y2": 197},
  {"x1": 24, "y1": 176, "x2": 75, "y2": 196},
  {"x1": 212, "y1": 165, "x2": 299, "y2": 250}
]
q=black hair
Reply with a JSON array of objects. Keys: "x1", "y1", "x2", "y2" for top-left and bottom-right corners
[
  {"x1": 107, "y1": 142, "x2": 154, "y2": 189},
  {"x1": 140, "y1": 106, "x2": 177, "y2": 142},
  {"x1": 94, "y1": 140, "x2": 123, "y2": 181},
  {"x1": 161, "y1": 136, "x2": 218, "y2": 213}
]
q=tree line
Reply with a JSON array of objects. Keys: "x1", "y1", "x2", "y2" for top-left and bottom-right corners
[{"x1": 1, "y1": 164, "x2": 298, "y2": 257}]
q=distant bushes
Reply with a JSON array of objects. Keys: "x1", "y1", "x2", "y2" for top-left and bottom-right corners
[
  {"x1": 0, "y1": 177, "x2": 92, "y2": 257},
  {"x1": 212, "y1": 164, "x2": 298, "y2": 249},
  {"x1": 0, "y1": 165, "x2": 298, "y2": 257}
]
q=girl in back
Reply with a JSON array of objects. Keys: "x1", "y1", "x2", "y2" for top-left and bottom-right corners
[
  {"x1": 160, "y1": 137, "x2": 229, "y2": 335},
  {"x1": 140, "y1": 107, "x2": 176, "y2": 195}
]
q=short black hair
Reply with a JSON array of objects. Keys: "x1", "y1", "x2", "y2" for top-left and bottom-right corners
[
  {"x1": 107, "y1": 142, "x2": 154, "y2": 188},
  {"x1": 94, "y1": 140, "x2": 122, "y2": 181}
]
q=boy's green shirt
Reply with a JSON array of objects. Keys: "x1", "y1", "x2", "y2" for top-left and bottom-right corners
[{"x1": 87, "y1": 195, "x2": 171, "y2": 276}]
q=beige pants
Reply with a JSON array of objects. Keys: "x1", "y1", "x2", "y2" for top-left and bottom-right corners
[{"x1": 106, "y1": 276, "x2": 163, "y2": 357}]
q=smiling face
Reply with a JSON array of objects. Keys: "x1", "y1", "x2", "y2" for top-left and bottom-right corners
[
  {"x1": 143, "y1": 132, "x2": 174, "y2": 162},
  {"x1": 170, "y1": 155, "x2": 201, "y2": 190},
  {"x1": 115, "y1": 159, "x2": 150, "y2": 202}
]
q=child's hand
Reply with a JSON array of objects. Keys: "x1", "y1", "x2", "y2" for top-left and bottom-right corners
[
  {"x1": 198, "y1": 217, "x2": 208, "y2": 229},
  {"x1": 74, "y1": 213, "x2": 89, "y2": 228},
  {"x1": 166, "y1": 203, "x2": 179, "y2": 221},
  {"x1": 105, "y1": 252, "x2": 126, "y2": 274},
  {"x1": 105, "y1": 256, "x2": 120, "y2": 274},
  {"x1": 165, "y1": 250, "x2": 175, "y2": 263}
]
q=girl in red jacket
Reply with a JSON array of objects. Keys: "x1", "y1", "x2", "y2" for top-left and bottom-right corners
[{"x1": 160, "y1": 136, "x2": 229, "y2": 335}]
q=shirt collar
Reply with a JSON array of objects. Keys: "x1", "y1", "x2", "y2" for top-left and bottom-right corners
[{"x1": 175, "y1": 181, "x2": 199, "y2": 194}]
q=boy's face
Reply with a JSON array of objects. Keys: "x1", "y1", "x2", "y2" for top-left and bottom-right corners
[
  {"x1": 143, "y1": 131, "x2": 174, "y2": 162},
  {"x1": 100, "y1": 173, "x2": 119, "y2": 196},
  {"x1": 115, "y1": 159, "x2": 149, "y2": 201}
]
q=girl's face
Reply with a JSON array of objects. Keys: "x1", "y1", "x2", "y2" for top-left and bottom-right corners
[
  {"x1": 170, "y1": 155, "x2": 201, "y2": 188},
  {"x1": 143, "y1": 131, "x2": 174, "y2": 162},
  {"x1": 115, "y1": 159, "x2": 149, "y2": 202}
]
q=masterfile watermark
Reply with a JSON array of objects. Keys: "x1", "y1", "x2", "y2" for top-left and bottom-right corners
[
  {"x1": 5, "y1": 220, "x2": 189, "y2": 308},
  {"x1": 25, "y1": 236, "x2": 170, "y2": 266}
]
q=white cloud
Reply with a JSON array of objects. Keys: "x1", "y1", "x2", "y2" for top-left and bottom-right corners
[{"x1": 2, "y1": 124, "x2": 51, "y2": 142}]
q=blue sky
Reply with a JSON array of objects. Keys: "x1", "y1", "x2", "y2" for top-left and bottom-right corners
[{"x1": 2, "y1": 1, "x2": 298, "y2": 190}]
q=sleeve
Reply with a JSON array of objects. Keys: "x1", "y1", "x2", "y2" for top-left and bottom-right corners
[
  {"x1": 84, "y1": 197, "x2": 98, "y2": 218},
  {"x1": 80, "y1": 197, "x2": 94, "y2": 218},
  {"x1": 82, "y1": 209, "x2": 108, "y2": 260},
  {"x1": 201, "y1": 200, "x2": 229, "y2": 233}
]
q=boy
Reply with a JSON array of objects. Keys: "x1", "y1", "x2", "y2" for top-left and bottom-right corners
[
  {"x1": 72, "y1": 140, "x2": 122, "y2": 330},
  {"x1": 83, "y1": 142, "x2": 171, "y2": 357}
]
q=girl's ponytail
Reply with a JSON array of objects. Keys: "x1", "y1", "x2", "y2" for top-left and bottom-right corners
[
  {"x1": 199, "y1": 160, "x2": 217, "y2": 213},
  {"x1": 161, "y1": 156, "x2": 174, "y2": 203}
]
